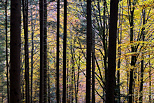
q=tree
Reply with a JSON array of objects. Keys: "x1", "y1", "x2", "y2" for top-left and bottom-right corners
[
  {"x1": 106, "y1": 0, "x2": 118, "y2": 102},
  {"x1": 56, "y1": 0, "x2": 60, "y2": 102},
  {"x1": 10, "y1": 0, "x2": 21, "y2": 102},
  {"x1": 63, "y1": 0, "x2": 67, "y2": 102},
  {"x1": 43, "y1": 0, "x2": 47, "y2": 102},
  {"x1": 86, "y1": 0, "x2": 92, "y2": 102},
  {"x1": 39, "y1": 0, "x2": 45, "y2": 102},
  {"x1": 5, "y1": 0, "x2": 9, "y2": 102},
  {"x1": 22, "y1": 0, "x2": 30, "y2": 102}
]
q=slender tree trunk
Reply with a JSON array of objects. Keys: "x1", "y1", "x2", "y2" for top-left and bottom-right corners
[
  {"x1": 5, "y1": 0, "x2": 9, "y2": 102},
  {"x1": 63, "y1": 0, "x2": 67, "y2": 102},
  {"x1": 22, "y1": 0, "x2": 30, "y2": 102},
  {"x1": 92, "y1": 26, "x2": 95, "y2": 103},
  {"x1": 39, "y1": 0, "x2": 44, "y2": 102},
  {"x1": 139, "y1": 8, "x2": 145, "y2": 103},
  {"x1": 128, "y1": 0, "x2": 136, "y2": 102},
  {"x1": 44, "y1": 0, "x2": 47, "y2": 102},
  {"x1": 10, "y1": 0, "x2": 21, "y2": 102},
  {"x1": 86, "y1": 0, "x2": 92, "y2": 102},
  {"x1": 48, "y1": 61, "x2": 50, "y2": 103},
  {"x1": 56, "y1": 0, "x2": 60, "y2": 102},
  {"x1": 117, "y1": 4, "x2": 122, "y2": 102},
  {"x1": 149, "y1": 54, "x2": 151, "y2": 103},
  {"x1": 106, "y1": 0, "x2": 118, "y2": 103},
  {"x1": 30, "y1": 0, "x2": 34, "y2": 102}
]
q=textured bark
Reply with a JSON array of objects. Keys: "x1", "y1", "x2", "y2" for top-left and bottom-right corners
[
  {"x1": 86, "y1": 0, "x2": 92, "y2": 103},
  {"x1": 10, "y1": 0, "x2": 21, "y2": 102},
  {"x1": 106, "y1": 0, "x2": 118, "y2": 102}
]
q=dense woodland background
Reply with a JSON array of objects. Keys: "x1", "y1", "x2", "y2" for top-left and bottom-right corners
[{"x1": 0, "y1": 0, "x2": 154, "y2": 102}]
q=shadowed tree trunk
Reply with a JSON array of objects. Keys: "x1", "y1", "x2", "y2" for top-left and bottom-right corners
[
  {"x1": 22, "y1": 0, "x2": 29, "y2": 102},
  {"x1": 44, "y1": 0, "x2": 47, "y2": 102},
  {"x1": 10, "y1": 0, "x2": 21, "y2": 102},
  {"x1": 56, "y1": 0, "x2": 60, "y2": 102},
  {"x1": 128, "y1": 0, "x2": 136, "y2": 102},
  {"x1": 86, "y1": 0, "x2": 92, "y2": 103},
  {"x1": 106, "y1": 0, "x2": 118, "y2": 102},
  {"x1": 63, "y1": 0, "x2": 67, "y2": 102},
  {"x1": 139, "y1": 7, "x2": 145, "y2": 103},
  {"x1": 39, "y1": 0, "x2": 44, "y2": 102}
]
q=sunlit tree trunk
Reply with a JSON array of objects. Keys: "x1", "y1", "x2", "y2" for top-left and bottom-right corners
[
  {"x1": 10, "y1": 0, "x2": 21, "y2": 102},
  {"x1": 106, "y1": 0, "x2": 118, "y2": 102}
]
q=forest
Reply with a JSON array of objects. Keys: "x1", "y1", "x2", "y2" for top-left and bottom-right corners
[{"x1": 0, "y1": 0, "x2": 154, "y2": 102}]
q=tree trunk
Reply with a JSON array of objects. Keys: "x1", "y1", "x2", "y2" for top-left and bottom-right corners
[
  {"x1": 106, "y1": 0, "x2": 118, "y2": 102},
  {"x1": 39, "y1": 0, "x2": 44, "y2": 102},
  {"x1": 44, "y1": 0, "x2": 47, "y2": 102},
  {"x1": 139, "y1": 8, "x2": 145, "y2": 103},
  {"x1": 30, "y1": 0, "x2": 34, "y2": 102},
  {"x1": 92, "y1": 25, "x2": 95, "y2": 103},
  {"x1": 128, "y1": 0, "x2": 136, "y2": 102},
  {"x1": 86, "y1": 0, "x2": 92, "y2": 102},
  {"x1": 63, "y1": 0, "x2": 67, "y2": 103},
  {"x1": 10, "y1": 0, "x2": 21, "y2": 102},
  {"x1": 5, "y1": 0, "x2": 9, "y2": 102},
  {"x1": 22, "y1": 0, "x2": 30, "y2": 102},
  {"x1": 56, "y1": 0, "x2": 60, "y2": 102}
]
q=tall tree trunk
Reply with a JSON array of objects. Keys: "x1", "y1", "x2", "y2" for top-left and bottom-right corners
[
  {"x1": 139, "y1": 8, "x2": 145, "y2": 103},
  {"x1": 128, "y1": 0, "x2": 136, "y2": 102},
  {"x1": 30, "y1": 0, "x2": 34, "y2": 102},
  {"x1": 63, "y1": 0, "x2": 67, "y2": 102},
  {"x1": 56, "y1": 0, "x2": 60, "y2": 102},
  {"x1": 92, "y1": 26, "x2": 95, "y2": 103},
  {"x1": 22, "y1": 0, "x2": 30, "y2": 102},
  {"x1": 44, "y1": 0, "x2": 47, "y2": 102},
  {"x1": 86, "y1": 0, "x2": 92, "y2": 102},
  {"x1": 117, "y1": 4, "x2": 122, "y2": 102},
  {"x1": 5, "y1": 0, "x2": 9, "y2": 102},
  {"x1": 10, "y1": 0, "x2": 21, "y2": 102},
  {"x1": 149, "y1": 54, "x2": 151, "y2": 103},
  {"x1": 106, "y1": 0, "x2": 118, "y2": 102},
  {"x1": 39, "y1": 0, "x2": 44, "y2": 102}
]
